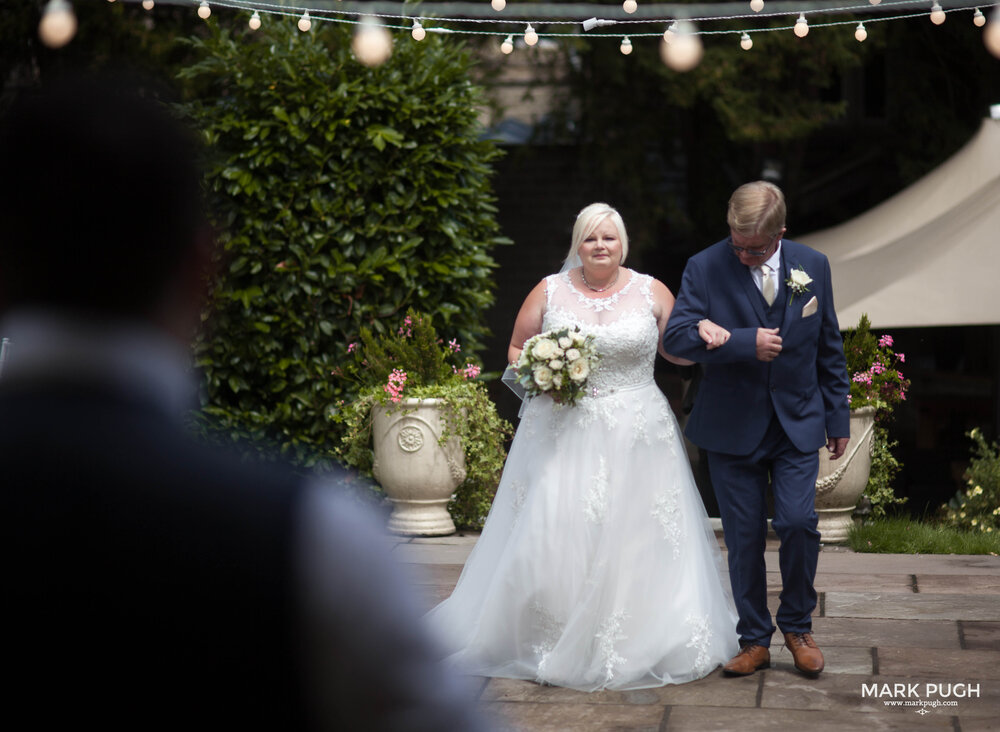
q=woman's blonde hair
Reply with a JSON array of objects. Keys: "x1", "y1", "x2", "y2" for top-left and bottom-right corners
[
  {"x1": 565, "y1": 202, "x2": 629, "y2": 266},
  {"x1": 727, "y1": 181, "x2": 786, "y2": 238}
]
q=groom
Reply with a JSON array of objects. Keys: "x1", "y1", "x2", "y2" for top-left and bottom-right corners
[{"x1": 663, "y1": 181, "x2": 850, "y2": 678}]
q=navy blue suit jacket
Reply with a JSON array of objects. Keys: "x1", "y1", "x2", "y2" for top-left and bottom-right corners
[{"x1": 663, "y1": 238, "x2": 850, "y2": 455}]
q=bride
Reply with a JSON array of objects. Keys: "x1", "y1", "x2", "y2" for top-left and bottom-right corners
[{"x1": 426, "y1": 203, "x2": 738, "y2": 691}]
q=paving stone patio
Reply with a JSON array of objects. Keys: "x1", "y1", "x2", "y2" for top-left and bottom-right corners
[{"x1": 393, "y1": 533, "x2": 1000, "y2": 731}]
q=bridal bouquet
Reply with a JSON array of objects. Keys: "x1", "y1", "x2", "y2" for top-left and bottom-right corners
[{"x1": 514, "y1": 327, "x2": 598, "y2": 406}]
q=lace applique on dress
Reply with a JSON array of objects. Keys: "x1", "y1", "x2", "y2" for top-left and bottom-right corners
[
  {"x1": 685, "y1": 614, "x2": 714, "y2": 676},
  {"x1": 652, "y1": 484, "x2": 684, "y2": 558},
  {"x1": 510, "y1": 479, "x2": 528, "y2": 517},
  {"x1": 530, "y1": 602, "x2": 564, "y2": 680},
  {"x1": 596, "y1": 610, "x2": 629, "y2": 685},
  {"x1": 631, "y1": 408, "x2": 650, "y2": 447},
  {"x1": 583, "y1": 456, "x2": 610, "y2": 523}
]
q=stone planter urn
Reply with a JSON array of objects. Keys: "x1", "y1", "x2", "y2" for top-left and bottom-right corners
[
  {"x1": 814, "y1": 406, "x2": 876, "y2": 544},
  {"x1": 372, "y1": 398, "x2": 466, "y2": 536}
]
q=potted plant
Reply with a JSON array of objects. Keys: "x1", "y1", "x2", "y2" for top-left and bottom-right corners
[
  {"x1": 333, "y1": 309, "x2": 512, "y2": 535},
  {"x1": 815, "y1": 314, "x2": 910, "y2": 542}
]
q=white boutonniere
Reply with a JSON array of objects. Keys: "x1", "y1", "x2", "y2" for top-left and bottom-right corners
[{"x1": 785, "y1": 266, "x2": 813, "y2": 305}]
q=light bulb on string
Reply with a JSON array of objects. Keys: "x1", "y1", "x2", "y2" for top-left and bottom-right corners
[
  {"x1": 623, "y1": 0, "x2": 638, "y2": 14},
  {"x1": 411, "y1": 19, "x2": 426, "y2": 41},
  {"x1": 794, "y1": 13, "x2": 809, "y2": 38},
  {"x1": 524, "y1": 24, "x2": 538, "y2": 46},
  {"x1": 855, "y1": 23, "x2": 867, "y2": 42},
  {"x1": 197, "y1": 1, "x2": 211, "y2": 20},
  {"x1": 620, "y1": 36, "x2": 633, "y2": 54},
  {"x1": 930, "y1": 3, "x2": 946, "y2": 25},
  {"x1": 985, "y1": 8, "x2": 1000, "y2": 58},
  {"x1": 740, "y1": 32, "x2": 753, "y2": 50},
  {"x1": 142, "y1": 0, "x2": 154, "y2": 10},
  {"x1": 973, "y1": 8, "x2": 986, "y2": 27},
  {"x1": 750, "y1": 0, "x2": 764, "y2": 12},
  {"x1": 660, "y1": 20, "x2": 703, "y2": 72},
  {"x1": 39, "y1": 0, "x2": 77, "y2": 48},
  {"x1": 298, "y1": 11, "x2": 311, "y2": 32},
  {"x1": 663, "y1": 21, "x2": 677, "y2": 43},
  {"x1": 248, "y1": 10, "x2": 261, "y2": 30},
  {"x1": 491, "y1": 0, "x2": 506, "y2": 11},
  {"x1": 353, "y1": 16, "x2": 393, "y2": 67},
  {"x1": 500, "y1": 35, "x2": 514, "y2": 54}
]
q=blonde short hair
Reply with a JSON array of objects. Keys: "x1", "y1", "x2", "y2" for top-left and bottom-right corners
[
  {"x1": 727, "y1": 181, "x2": 786, "y2": 238},
  {"x1": 565, "y1": 203, "x2": 629, "y2": 265}
]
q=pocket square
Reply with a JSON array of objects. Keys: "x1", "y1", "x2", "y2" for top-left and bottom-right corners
[{"x1": 802, "y1": 296, "x2": 818, "y2": 318}]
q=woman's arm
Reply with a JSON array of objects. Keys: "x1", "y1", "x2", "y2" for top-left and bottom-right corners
[{"x1": 507, "y1": 280, "x2": 548, "y2": 365}]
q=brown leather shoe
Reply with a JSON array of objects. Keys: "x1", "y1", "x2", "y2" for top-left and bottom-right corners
[
  {"x1": 722, "y1": 644, "x2": 770, "y2": 676},
  {"x1": 783, "y1": 632, "x2": 824, "y2": 677}
]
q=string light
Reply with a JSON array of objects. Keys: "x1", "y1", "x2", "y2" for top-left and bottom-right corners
[
  {"x1": 750, "y1": 0, "x2": 765, "y2": 12},
  {"x1": 663, "y1": 21, "x2": 677, "y2": 43},
  {"x1": 353, "y1": 16, "x2": 393, "y2": 67},
  {"x1": 623, "y1": 0, "x2": 638, "y2": 14},
  {"x1": 794, "y1": 13, "x2": 809, "y2": 37},
  {"x1": 491, "y1": 0, "x2": 506, "y2": 11},
  {"x1": 855, "y1": 22, "x2": 867, "y2": 41},
  {"x1": 524, "y1": 23, "x2": 538, "y2": 46},
  {"x1": 248, "y1": 10, "x2": 261, "y2": 30},
  {"x1": 740, "y1": 31, "x2": 753, "y2": 50},
  {"x1": 197, "y1": 1, "x2": 211, "y2": 20},
  {"x1": 500, "y1": 34, "x2": 514, "y2": 54},
  {"x1": 39, "y1": 0, "x2": 77, "y2": 48},
  {"x1": 660, "y1": 20, "x2": 702, "y2": 72},
  {"x1": 298, "y1": 10, "x2": 311, "y2": 32},
  {"x1": 973, "y1": 8, "x2": 986, "y2": 26},
  {"x1": 620, "y1": 36, "x2": 633, "y2": 54},
  {"x1": 142, "y1": 0, "x2": 154, "y2": 9},
  {"x1": 411, "y1": 19, "x2": 425, "y2": 40},
  {"x1": 930, "y1": 2, "x2": 946, "y2": 25},
  {"x1": 985, "y1": 7, "x2": 1000, "y2": 58}
]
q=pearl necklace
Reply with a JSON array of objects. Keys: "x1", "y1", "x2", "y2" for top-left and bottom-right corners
[{"x1": 581, "y1": 267, "x2": 619, "y2": 293}]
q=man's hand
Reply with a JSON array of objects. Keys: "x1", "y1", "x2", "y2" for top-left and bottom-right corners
[
  {"x1": 827, "y1": 437, "x2": 849, "y2": 460},
  {"x1": 755, "y1": 327, "x2": 782, "y2": 362},
  {"x1": 698, "y1": 319, "x2": 731, "y2": 350}
]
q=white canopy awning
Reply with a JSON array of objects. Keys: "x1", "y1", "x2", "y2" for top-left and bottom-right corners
[{"x1": 800, "y1": 118, "x2": 1000, "y2": 330}]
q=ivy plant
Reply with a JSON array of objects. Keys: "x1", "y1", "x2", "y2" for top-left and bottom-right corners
[{"x1": 175, "y1": 19, "x2": 508, "y2": 468}]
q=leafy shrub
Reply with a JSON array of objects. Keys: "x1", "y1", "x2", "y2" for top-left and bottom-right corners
[
  {"x1": 841, "y1": 314, "x2": 910, "y2": 517},
  {"x1": 335, "y1": 310, "x2": 512, "y2": 529},
  {"x1": 941, "y1": 428, "x2": 1000, "y2": 534},
  {"x1": 175, "y1": 19, "x2": 508, "y2": 467}
]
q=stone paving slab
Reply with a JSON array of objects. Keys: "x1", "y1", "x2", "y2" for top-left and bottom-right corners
[
  {"x1": 662, "y1": 705, "x2": 957, "y2": 730},
  {"x1": 825, "y1": 591, "x2": 1000, "y2": 621},
  {"x1": 877, "y1": 646, "x2": 1000, "y2": 680},
  {"x1": 768, "y1": 645, "x2": 875, "y2": 676},
  {"x1": 813, "y1": 552, "x2": 1000, "y2": 576},
  {"x1": 916, "y1": 573, "x2": 1000, "y2": 594},
  {"x1": 811, "y1": 617, "x2": 961, "y2": 649},
  {"x1": 963, "y1": 621, "x2": 1000, "y2": 651},
  {"x1": 483, "y1": 700, "x2": 664, "y2": 731}
]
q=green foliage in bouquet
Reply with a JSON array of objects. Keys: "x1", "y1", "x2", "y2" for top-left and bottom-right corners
[
  {"x1": 841, "y1": 314, "x2": 911, "y2": 517},
  {"x1": 334, "y1": 310, "x2": 512, "y2": 529},
  {"x1": 941, "y1": 428, "x2": 1000, "y2": 534}
]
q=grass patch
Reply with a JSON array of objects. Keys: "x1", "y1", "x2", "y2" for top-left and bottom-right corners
[{"x1": 848, "y1": 517, "x2": 1000, "y2": 555}]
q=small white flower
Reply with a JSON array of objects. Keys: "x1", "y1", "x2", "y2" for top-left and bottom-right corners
[
  {"x1": 565, "y1": 348, "x2": 581, "y2": 362},
  {"x1": 552, "y1": 373, "x2": 563, "y2": 389},
  {"x1": 569, "y1": 358, "x2": 590, "y2": 382},
  {"x1": 549, "y1": 359, "x2": 564, "y2": 371},
  {"x1": 531, "y1": 338, "x2": 557, "y2": 360},
  {"x1": 553, "y1": 347, "x2": 565, "y2": 358},
  {"x1": 558, "y1": 336, "x2": 572, "y2": 349},
  {"x1": 572, "y1": 331, "x2": 586, "y2": 345},
  {"x1": 789, "y1": 268, "x2": 813, "y2": 288},
  {"x1": 534, "y1": 366, "x2": 554, "y2": 389}
]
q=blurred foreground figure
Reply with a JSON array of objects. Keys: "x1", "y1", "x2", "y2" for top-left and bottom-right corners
[{"x1": 0, "y1": 75, "x2": 487, "y2": 731}]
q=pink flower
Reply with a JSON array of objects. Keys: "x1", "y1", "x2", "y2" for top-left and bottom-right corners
[
  {"x1": 878, "y1": 334, "x2": 894, "y2": 348},
  {"x1": 462, "y1": 363, "x2": 481, "y2": 380},
  {"x1": 347, "y1": 342, "x2": 358, "y2": 354},
  {"x1": 897, "y1": 353, "x2": 905, "y2": 363},
  {"x1": 448, "y1": 339, "x2": 461, "y2": 353},
  {"x1": 870, "y1": 361, "x2": 886, "y2": 375},
  {"x1": 384, "y1": 369, "x2": 408, "y2": 403}
]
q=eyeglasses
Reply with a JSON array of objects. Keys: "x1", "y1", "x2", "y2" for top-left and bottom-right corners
[{"x1": 727, "y1": 233, "x2": 781, "y2": 258}]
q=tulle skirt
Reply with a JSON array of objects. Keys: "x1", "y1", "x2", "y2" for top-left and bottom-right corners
[{"x1": 426, "y1": 382, "x2": 739, "y2": 691}]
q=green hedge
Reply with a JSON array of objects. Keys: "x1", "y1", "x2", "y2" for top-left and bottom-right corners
[{"x1": 178, "y1": 19, "x2": 508, "y2": 468}]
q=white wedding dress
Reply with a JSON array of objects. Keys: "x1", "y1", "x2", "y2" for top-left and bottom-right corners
[{"x1": 426, "y1": 269, "x2": 738, "y2": 691}]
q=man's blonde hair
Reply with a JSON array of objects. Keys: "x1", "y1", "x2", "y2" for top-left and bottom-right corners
[{"x1": 727, "y1": 181, "x2": 786, "y2": 238}]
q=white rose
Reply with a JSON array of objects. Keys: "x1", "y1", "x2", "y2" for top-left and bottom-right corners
[
  {"x1": 572, "y1": 332, "x2": 586, "y2": 345},
  {"x1": 533, "y1": 366, "x2": 554, "y2": 389},
  {"x1": 552, "y1": 373, "x2": 563, "y2": 389},
  {"x1": 565, "y1": 348, "x2": 581, "y2": 362},
  {"x1": 558, "y1": 336, "x2": 572, "y2": 349},
  {"x1": 553, "y1": 347, "x2": 564, "y2": 358},
  {"x1": 790, "y1": 268, "x2": 813, "y2": 287},
  {"x1": 568, "y1": 358, "x2": 590, "y2": 382},
  {"x1": 549, "y1": 359, "x2": 564, "y2": 371},
  {"x1": 531, "y1": 338, "x2": 557, "y2": 360}
]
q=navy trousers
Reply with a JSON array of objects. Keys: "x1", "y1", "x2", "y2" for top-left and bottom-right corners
[{"x1": 707, "y1": 414, "x2": 821, "y2": 647}]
